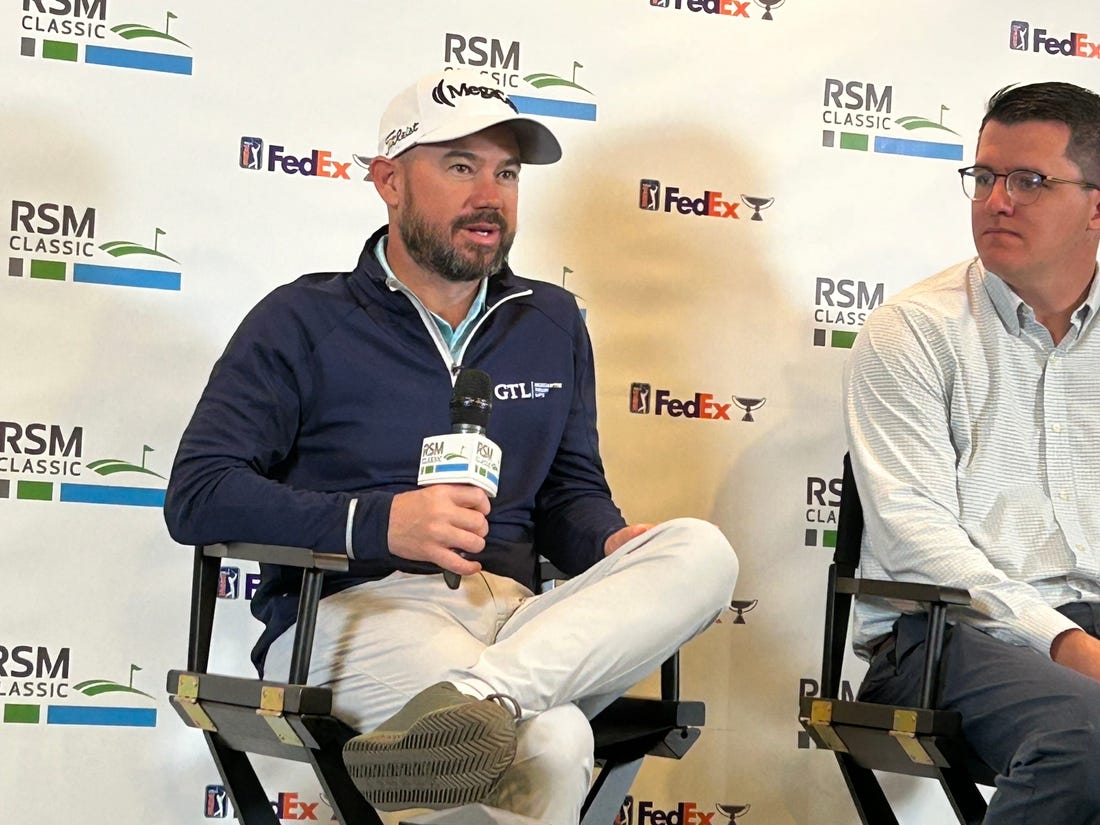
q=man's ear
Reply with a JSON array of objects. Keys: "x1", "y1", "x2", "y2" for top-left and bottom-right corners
[
  {"x1": 370, "y1": 156, "x2": 402, "y2": 207},
  {"x1": 1084, "y1": 187, "x2": 1100, "y2": 235}
]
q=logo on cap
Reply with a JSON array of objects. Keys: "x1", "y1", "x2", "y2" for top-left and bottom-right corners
[
  {"x1": 385, "y1": 123, "x2": 419, "y2": 153},
  {"x1": 431, "y1": 78, "x2": 519, "y2": 112}
]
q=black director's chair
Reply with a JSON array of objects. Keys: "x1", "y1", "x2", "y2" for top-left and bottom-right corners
[
  {"x1": 798, "y1": 454, "x2": 996, "y2": 825},
  {"x1": 168, "y1": 543, "x2": 706, "y2": 825}
]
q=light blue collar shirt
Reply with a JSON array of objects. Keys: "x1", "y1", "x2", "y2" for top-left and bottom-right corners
[{"x1": 374, "y1": 236, "x2": 487, "y2": 358}]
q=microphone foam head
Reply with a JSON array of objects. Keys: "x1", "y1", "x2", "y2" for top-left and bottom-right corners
[{"x1": 451, "y1": 368, "x2": 492, "y2": 431}]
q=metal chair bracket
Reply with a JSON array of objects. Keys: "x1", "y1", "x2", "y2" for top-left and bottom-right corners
[
  {"x1": 890, "y1": 711, "x2": 934, "y2": 766},
  {"x1": 172, "y1": 695, "x2": 217, "y2": 732},
  {"x1": 257, "y1": 686, "x2": 303, "y2": 747},
  {"x1": 808, "y1": 699, "x2": 849, "y2": 753}
]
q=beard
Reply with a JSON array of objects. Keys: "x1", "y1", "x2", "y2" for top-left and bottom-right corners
[{"x1": 399, "y1": 201, "x2": 515, "y2": 284}]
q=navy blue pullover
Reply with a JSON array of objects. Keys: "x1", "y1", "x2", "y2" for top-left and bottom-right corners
[{"x1": 164, "y1": 227, "x2": 625, "y2": 673}]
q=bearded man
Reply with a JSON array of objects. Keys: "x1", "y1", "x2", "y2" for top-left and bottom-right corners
[{"x1": 164, "y1": 69, "x2": 738, "y2": 825}]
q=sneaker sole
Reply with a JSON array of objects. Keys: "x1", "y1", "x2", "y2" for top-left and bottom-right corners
[{"x1": 343, "y1": 702, "x2": 517, "y2": 811}]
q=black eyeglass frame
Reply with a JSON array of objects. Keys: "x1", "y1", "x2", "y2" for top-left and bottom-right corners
[{"x1": 958, "y1": 165, "x2": 1100, "y2": 204}]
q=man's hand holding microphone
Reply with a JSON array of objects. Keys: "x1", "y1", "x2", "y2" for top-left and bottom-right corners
[{"x1": 386, "y1": 369, "x2": 499, "y2": 587}]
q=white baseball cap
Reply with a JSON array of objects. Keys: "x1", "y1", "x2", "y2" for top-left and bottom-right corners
[{"x1": 360, "y1": 69, "x2": 562, "y2": 168}]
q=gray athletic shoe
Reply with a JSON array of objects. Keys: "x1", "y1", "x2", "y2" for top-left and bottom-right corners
[{"x1": 343, "y1": 682, "x2": 520, "y2": 812}]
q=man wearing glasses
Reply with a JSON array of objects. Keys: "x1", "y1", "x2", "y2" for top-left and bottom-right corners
[{"x1": 845, "y1": 81, "x2": 1100, "y2": 822}]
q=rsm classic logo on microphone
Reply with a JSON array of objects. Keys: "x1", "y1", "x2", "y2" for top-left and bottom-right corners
[{"x1": 417, "y1": 434, "x2": 501, "y2": 495}]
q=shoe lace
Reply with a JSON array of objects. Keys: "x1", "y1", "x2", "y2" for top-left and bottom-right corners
[{"x1": 484, "y1": 692, "x2": 521, "y2": 720}]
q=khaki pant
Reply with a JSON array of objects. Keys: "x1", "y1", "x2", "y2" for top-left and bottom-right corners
[{"x1": 266, "y1": 518, "x2": 738, "y2": 825}]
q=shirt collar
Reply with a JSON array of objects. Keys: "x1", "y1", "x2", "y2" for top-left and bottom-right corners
[
  {"x1": 373, "y1": 235, "x2": 488, "y2": 348},
  {"x1": 981, "y1": 260, "x2": 1099, "y2": 337}
]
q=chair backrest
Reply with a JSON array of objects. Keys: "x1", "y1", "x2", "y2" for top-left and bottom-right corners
[
  {"x1": 820, "y1": 453, "x2": 862, "y2": 699},
  {"x1": 834, "y1": 453, "x2": 864, "y2": 574}
]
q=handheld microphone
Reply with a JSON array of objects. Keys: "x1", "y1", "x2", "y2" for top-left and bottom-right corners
[{"x1": 417, "y1": 369, "x2": 501, "y2": 589}]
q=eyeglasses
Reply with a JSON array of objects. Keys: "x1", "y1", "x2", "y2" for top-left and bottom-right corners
[{"x1": 958, "y1": 165, "x2": 1100, "y2": 205}]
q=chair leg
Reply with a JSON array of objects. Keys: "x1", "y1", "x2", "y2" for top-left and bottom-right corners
[
  {"x1": 938, "y1": 768, "x2": 987, "y2": 825},
  {"x1": 835, "y1": 753, "x2": 899, "y2": 825},
  {"x1": 580, "y1": 757, "x2": 644, "y2": 825},
  {"x1": 308, "y1": 741, "x2": 385, "y2": 825},
  {"x1": 205, "y1": 732, "x2": 280, "y2": 825}
]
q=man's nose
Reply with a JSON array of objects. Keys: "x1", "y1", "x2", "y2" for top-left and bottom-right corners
[
  {"x1": 470, "y1": 171, "x2": 505, "y2": 208},
  {"x1": 984, "y1": 175, "x2": 1015, "y2": 213}
]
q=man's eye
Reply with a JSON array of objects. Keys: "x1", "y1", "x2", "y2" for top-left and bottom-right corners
[
  {"x1": 974, "y1": 172, "x2": 995, "y2": 187},
  {"x1": 1014, "y1": 174, "x2": 1042, "y2": 191}
]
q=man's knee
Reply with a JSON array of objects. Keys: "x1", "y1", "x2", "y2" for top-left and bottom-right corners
[
  {"x1": 1050, "y1": 718, "x2": 1100, "y2": 803},
  {"x1": 658, "y1": 517, "x2": 739, "y2": 607},
  {"x1": 516, "y1": 703, "x2": 595, "y2": 778},
  {"x1": 1012, "y1": 704, "x2": 1100, "y2": 809}
]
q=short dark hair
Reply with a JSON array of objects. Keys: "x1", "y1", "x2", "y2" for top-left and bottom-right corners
[{"x1": 980, "y1": 81, "x2": 1100, "y2": 182}]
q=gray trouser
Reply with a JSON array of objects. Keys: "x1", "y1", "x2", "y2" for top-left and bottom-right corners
[{"x1": 859, "y1": 603, "x2": 1100, "y2": 825}]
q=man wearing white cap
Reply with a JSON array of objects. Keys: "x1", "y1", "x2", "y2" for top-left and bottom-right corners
[{"x1": 164, "y1": 69, "x2": 738, "y2": 824}]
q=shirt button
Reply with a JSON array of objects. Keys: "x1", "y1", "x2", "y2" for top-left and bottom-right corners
[
  {"x1": 1052, "y1": 423, "x2": 1063, "y2": 433},
  {"x1": 1060, "y1": 490, "x2": 1071, "y2": 501}
]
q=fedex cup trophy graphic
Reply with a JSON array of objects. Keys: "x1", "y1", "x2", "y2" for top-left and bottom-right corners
[
  {"x1": 752, "y1": 0, "x2": 785, "y2": 20},
  {"x1": 740, "y1": 195, "x2": 774, "y2": 221},
  {"x1": 732, "y1": 397, "x2": 766, "y2": 422}
]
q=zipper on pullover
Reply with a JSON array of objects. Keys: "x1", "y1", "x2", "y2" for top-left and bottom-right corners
[{"x1": 385, "y1": 275, "x2": 532, "y2": 383}]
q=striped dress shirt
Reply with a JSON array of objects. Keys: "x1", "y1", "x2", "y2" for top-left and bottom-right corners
[{"x1": 844, "y1": 257, "x2": 1100, "y2": 657}]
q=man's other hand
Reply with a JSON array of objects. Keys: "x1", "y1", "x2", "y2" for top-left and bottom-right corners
[
  {"x1": 1051, "y1": 628, "x2": 1100, "y2": 682},
  {"x1": 604, "y1": 523, "x2": 654, "y2": 556},
  {"x1": 387, "y1": 485, "x2": 490, "y2": 575}
]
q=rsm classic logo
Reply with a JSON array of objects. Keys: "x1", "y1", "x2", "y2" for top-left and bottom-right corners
[
  {"x1": 804, "y1": 471, "x2": 842, "y2": 549},
  {"x1": 0, "y1": 420, "x2": 167, "y2": 507},
  {"x1": 811, "y1": 276, "x2": 884, "y2": 349},
  {"x1": 19, "y1": 1, "x2": 193, "y2": 75},
  {"x1": 820, "y1": 78, "x2": 963, "y2": 161},
  {"x1": 8, "y1": 200, "x2": 182, "y2": 291},
  {"x1": 442, "y1": 31, "x2": 597, "y2": 121},
  {"x1": 0, "y1": 645, "x2": 157, "y2": 728}
]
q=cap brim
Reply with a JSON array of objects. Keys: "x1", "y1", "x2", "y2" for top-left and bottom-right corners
[{"x1": 405, "y1": 114, "x2": 562, "y2": 165}]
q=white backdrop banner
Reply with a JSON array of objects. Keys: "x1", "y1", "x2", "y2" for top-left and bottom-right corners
[{"x1": 3, "y1": 1, "x2": 1097, "y2": 822}]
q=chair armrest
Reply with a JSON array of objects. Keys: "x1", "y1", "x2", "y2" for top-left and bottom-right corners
[
  {"x1": 204, "y1": 542, "x2": 349, "y2": 572},
  {"x1": 187, "y1": 542, "x2": 339, "y2": 681},
  {"x1": 837, "y1": 574, "x2": 968, "y2": 709},
  {"x1": 836, "y1": 576, "x2": 971, "y2": 607}
]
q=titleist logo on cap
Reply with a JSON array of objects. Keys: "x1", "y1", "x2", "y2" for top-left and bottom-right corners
[
  {"x1": 384, "y1": 123, "x2": 419, "y2": 152},
  {"x1": 431, "y1": 79, "x2": 519, "y2": 113}
]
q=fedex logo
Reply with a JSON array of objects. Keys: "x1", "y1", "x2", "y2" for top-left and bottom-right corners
[
  {"x1": 273, "y1": 792, "x2": 320, "y2": 820},
  {"x1": 637, "y1": 801, "x2": 715, "y2": 825},
  {"x1": 202, "y1": 787, "x2": 330, "y2": 820},
  {"x1": 655, "y1": 389, "x2": 730, "y2": 419},
  {"x1": 1012, "y1": 20, "x2": 1100, "y2": 58},
  {"x1": 239, "y1": 137, "x2": 352, "y2": 180},
  {"x1": 649, "y1": 0, "x2": 750, "y2": 17},
  {"x1": 638, "y1": 179, "x2": 739, "y2": 219}
]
